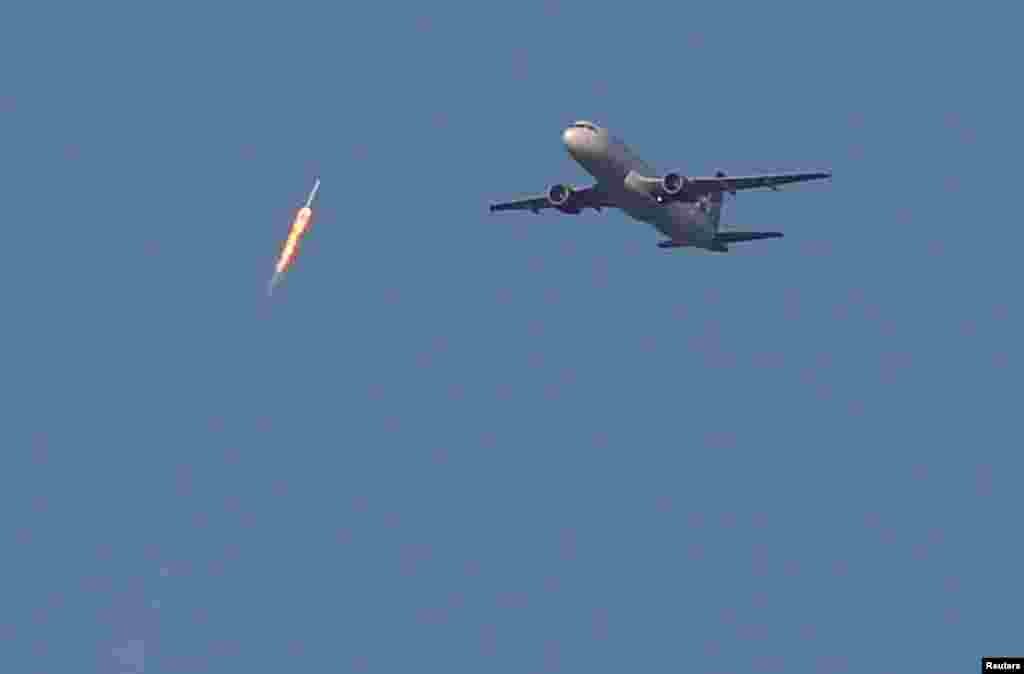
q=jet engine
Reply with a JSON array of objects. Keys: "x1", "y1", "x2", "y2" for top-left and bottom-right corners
[
  {"x1": 547, "y1": 184, "x2": 574, "y2": 208},
  {"x1": 662, "y1": 172, "x2": 690, "y2": 196}
]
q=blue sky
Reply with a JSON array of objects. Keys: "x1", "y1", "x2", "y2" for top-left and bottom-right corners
[{"x1": 3, "y1": 0, "x2": 1021, "y2": 672}]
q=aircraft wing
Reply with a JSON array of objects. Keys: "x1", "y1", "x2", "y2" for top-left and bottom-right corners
[
  {"x1": 489, "y1": 184, "x2": 608, "y2": 214},
  {"x1": 689, "y1": 171, "x2": 832, "y2": 194}
]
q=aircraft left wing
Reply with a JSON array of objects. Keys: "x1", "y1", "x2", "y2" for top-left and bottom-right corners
[
  {"x1": 489, "y1": 195, "x2": 555, "y2": 213},
  {"x1": 688, "y1": 171, "x2": 832, "y2": 194},
  {"x1": 489, "y1": 184, "x2": 609, "y2": 214}
]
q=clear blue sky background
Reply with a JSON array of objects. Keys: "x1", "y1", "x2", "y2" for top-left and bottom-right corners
[{"x1": 3, "y1": 0, "x2": 1020, "y2": 672}]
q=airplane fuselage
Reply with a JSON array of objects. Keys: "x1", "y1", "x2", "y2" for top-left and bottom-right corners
[
  {"x1": 562, "y1": 122, "x2": 716, "y2": 246},
  {"x1": 490, "y1": 121, "x2": 830, "y2": 251}
]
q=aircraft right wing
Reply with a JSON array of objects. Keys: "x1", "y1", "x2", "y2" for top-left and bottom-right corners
[
  {"x1": 626, "y1": 169, "x2": 832, "y2": 202},
  {"x1": 687, "y1": 171, "x2": 832, "y2": 194},
  {"x1": 489, "y1": 183, "x2": 609, "y2": 214}
]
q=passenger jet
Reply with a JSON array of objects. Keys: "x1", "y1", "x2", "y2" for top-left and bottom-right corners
[{"x1": 489, "y1": 121, "x2": 832, "y2": 252}]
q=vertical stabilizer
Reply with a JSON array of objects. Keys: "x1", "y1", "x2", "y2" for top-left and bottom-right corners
[
  {"x1": 709, "y1": 190, "x2": 724, "y2": 231},
  {"x1": 708, "y1": 170, "x2": 730, "y2": 232}
]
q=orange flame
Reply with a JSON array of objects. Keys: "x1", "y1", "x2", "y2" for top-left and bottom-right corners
[{"x1": 274, "y1": 206, "x2": 313, "y2": 275}]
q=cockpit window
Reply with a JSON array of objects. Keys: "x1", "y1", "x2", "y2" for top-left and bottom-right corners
[{"x1": 572, "y1": 122, "x2": 598, "y2": 132}]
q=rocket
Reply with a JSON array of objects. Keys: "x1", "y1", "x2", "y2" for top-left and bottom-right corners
[{"x1": 267, "y1": 177, "x2": 321, "y2": 297}]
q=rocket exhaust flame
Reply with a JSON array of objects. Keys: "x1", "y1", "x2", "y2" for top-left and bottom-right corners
[
  {"x1": 267, "y1": 178, "x2": 320, "y2": 295},
  {"x1": 274, "y1": 206, "x2": 312, "y2": 275}
]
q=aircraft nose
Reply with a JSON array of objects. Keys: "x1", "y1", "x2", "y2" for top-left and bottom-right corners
[{"x1": 562, "y1": 127, "x2": 583, "y2": 153}]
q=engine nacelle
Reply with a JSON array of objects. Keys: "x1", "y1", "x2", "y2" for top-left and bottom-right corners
[
  {"x1": 662, "y1": 172, "x2": 689, "y2": 196},
  {"x1": 547, "y1": 184, "x2": 574, "y2": 208}
]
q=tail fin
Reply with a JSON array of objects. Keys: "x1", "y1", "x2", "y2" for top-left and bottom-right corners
[
  {"x1": 707, "y1": 170, "x2": 732, "y2": 232},
  {"x1": 708, "y1": 190, "x2": 724, "y2": 231}
]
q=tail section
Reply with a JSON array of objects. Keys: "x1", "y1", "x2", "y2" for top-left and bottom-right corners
[
  {"x1": 658, "y1": 231, "x2": 783, "y2": 253},
  {"x1": 708, "y1": 188, "x2": 725, "y2": 231},
  {"x1": 707, "y1": 170, "x2": 730, "y2": 232}
]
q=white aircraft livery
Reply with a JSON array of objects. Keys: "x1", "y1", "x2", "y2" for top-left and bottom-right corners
[{"x1": 489, "y1": 120, "x2": 832, "y2": 253}]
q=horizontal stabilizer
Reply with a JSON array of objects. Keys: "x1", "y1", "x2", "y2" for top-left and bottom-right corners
[{"x1": 714, "y1": 231, "x2": 784, "y2": 243}]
